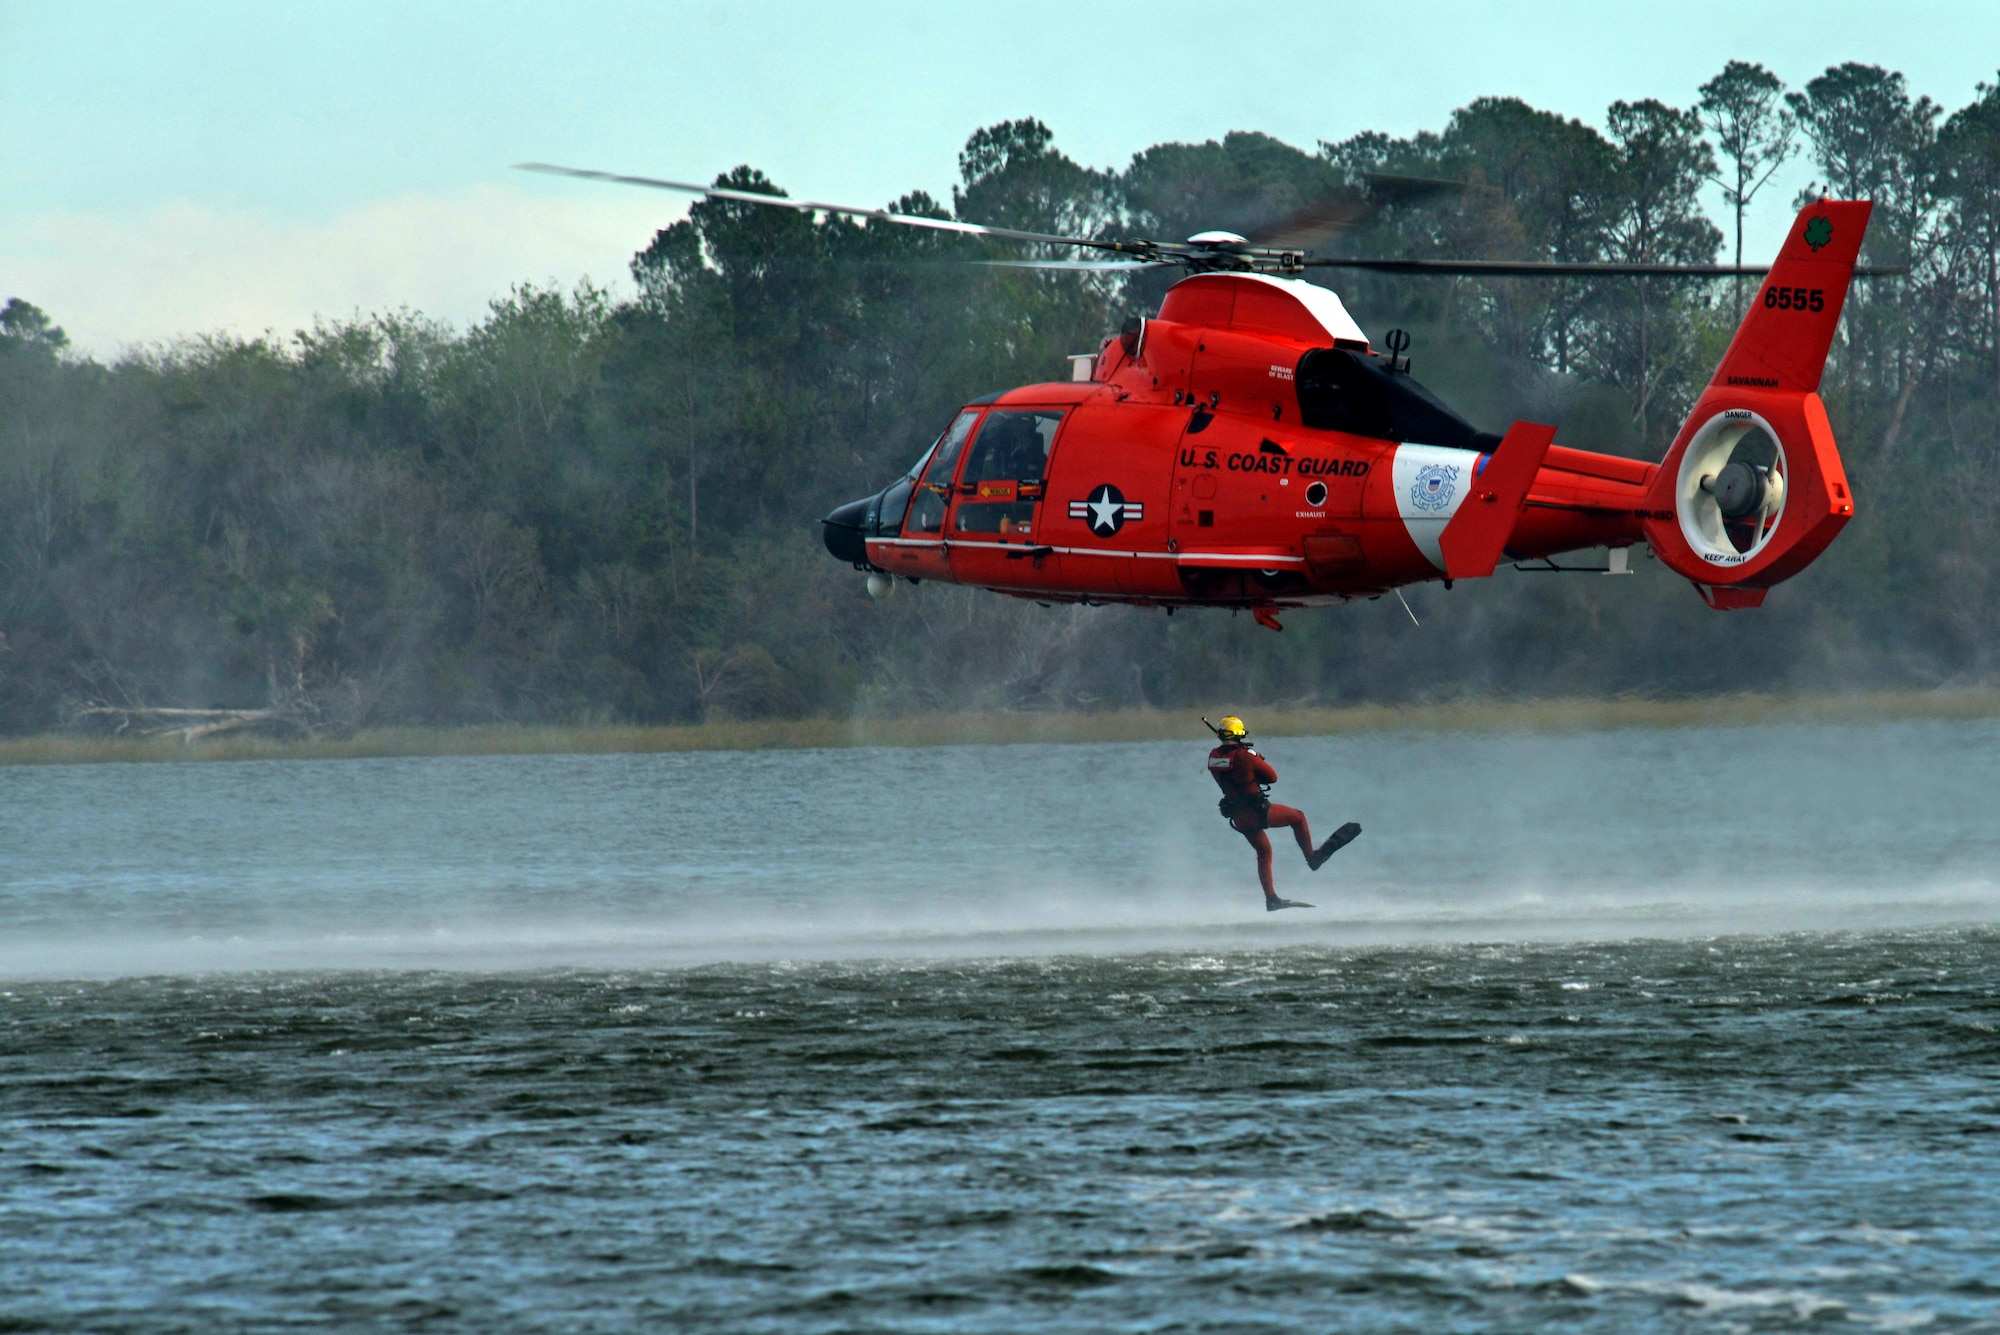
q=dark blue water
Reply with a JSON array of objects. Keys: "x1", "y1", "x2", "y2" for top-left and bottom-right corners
[{"x1": 3, "y1": 721, "x2": 1999, "y2": 1329}]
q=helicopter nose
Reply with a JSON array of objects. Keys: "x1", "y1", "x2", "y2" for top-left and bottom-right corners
[{"x1": 821, "y1": 495, "x2": 873, "y2": 566}]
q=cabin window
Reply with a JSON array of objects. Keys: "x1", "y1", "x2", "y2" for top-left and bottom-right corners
[
  {"x1": 1293, "y1": 349, "x2": 1499, "y2": 450},
  {"x1": 956, "y1": 496, "x2": 1036, "y2": 534},
  {"x1": 903, "y1": 410, "x2": 980, "y2": 535},
  {"x1": 955, "y1": 409, "x2": 1062, "y2": 536}
]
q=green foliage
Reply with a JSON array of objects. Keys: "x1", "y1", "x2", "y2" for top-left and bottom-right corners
[
  {"x1": 0, "y1": 299, "x2": 68, "y2": 356},
  {"x1": 2, "y1": 78, "x2": 1999, "y2": 735},
  {"x1": 1699, "y1": 61, "x2": 1798, "y2": 270}
]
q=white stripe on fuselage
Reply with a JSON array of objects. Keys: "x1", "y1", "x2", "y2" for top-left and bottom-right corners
[
  {"x1": 865, "y1": 537, "x2": 1303, "y2": 565},
  {"x1": 1392, "y1": 443, "x2": 1486, "y2": 571}
]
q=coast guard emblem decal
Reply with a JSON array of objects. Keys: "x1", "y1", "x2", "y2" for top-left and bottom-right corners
[{"x1": 1409, "y1": 463, "x2": 1460, "y2": 513}]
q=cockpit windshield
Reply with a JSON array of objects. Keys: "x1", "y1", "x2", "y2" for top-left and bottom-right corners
[
  {"x1": 872, "y1": 416, "x2": 963, "y2": 538},
  {"x1": 1294, "y1": 348, "x2": 1500, "y2": 451}
]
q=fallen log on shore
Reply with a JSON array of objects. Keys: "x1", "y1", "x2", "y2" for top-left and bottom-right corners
[{"x1": 72, "y1": 705, "x2": 307, "y2": 744}]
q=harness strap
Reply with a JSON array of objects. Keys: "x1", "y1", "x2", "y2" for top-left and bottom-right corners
[{"x1": 1218, "y1": 791, "x2": 1272, "y2": 826}]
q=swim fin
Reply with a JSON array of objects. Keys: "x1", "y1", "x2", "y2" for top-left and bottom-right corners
[
  {"x1": 1307, "y1": 821, "x2": 1362, "y2": 871},
  {"x1": 1266, "y1": 897, "x2": 1314, "y2": 911}
]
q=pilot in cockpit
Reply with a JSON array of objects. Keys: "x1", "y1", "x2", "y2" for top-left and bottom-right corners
[
  {"x1": 1002, "y1": 420, "x2": 1047, "y2": 481},
  {"x1": 981, "y1": 414, "x2": 1045, "y2": 482}
]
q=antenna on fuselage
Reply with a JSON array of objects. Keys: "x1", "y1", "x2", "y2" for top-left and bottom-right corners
[{"x1": 1384, "y1": 328, "x2": 1412, "y2": 374}]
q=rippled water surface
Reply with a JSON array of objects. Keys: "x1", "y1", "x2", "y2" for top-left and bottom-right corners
[{"x1": 4, "y1": 720, "x2": 2000, "y2": 1330}]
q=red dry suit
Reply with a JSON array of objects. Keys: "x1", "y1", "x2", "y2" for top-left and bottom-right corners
[{"x1": 1207, "y1": 741, "x2": 1316, "y2": 900}]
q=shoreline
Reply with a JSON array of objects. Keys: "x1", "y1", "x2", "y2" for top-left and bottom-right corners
[{"x1": 2, "y1": 688, "x2": 1996, "y2": 766}]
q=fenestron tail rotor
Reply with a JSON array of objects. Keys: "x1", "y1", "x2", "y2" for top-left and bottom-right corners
[{"x1": 516, "y1": 162, "x2": 1908, "y2": 280}]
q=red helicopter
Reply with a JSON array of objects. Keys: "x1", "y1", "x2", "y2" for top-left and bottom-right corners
[{"x1": 522, "y1": 163, "x2": 1881, "y2": 626}]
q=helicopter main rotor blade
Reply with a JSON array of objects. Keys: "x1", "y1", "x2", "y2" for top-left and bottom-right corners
[
  {"x1": 1359, "y1": 171, "x2": 1504, "y2": 205},
  {"x1": 515, "y1": 164, "x2": 1915, "y2": 280},
  {"x1": 1299, "y1": 256, "x2": 1909, "y2": 278},
  {"x1": 1242, "y1": 198, "x2": 1373, "y2": 251},
  {"x1": 973, "y1": 258, "x2": 1171, "y2": 271},
  {"x1": 515, "y1": 162, "x2": 1134, "y2": 255}
]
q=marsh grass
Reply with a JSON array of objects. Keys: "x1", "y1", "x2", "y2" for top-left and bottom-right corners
[{"x1": 4, "y1": 689, "x2": 1997, "y2": 766}]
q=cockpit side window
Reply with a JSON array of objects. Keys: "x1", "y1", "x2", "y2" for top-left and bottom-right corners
[
  {"x1": 961, "y1": 410, "x2": 1061, "y2": 485},
  {"x1": 925, "y1": 413, "x2": 979, "y2": 484},
  {"x1": 955, "y1": 409, "x2": 1063, "y2": 536},
  {"x1": 902, "y1": 410, "x2": 980, "y2": 536},
  {"x1": 1294, "y1": 349, "x2": 1500, "y2": 450}
]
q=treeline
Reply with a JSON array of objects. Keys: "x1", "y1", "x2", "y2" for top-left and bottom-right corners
[{"x1": 2, "y1": 61, "x2": 1997, "y2": 733}]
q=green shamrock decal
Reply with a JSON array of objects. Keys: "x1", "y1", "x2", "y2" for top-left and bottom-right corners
[{"x1": 1804, "y1": 215, "x2": 1834, "y2": 251}]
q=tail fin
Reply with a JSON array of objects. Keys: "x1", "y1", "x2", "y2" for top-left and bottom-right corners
[
  {"x1": 1438, "y1": 420, "x2": 1556, "y2": 579},
  {"x1": 1641, "y1": 201, "x2": 1870, "y2": 606},
  {"x1": 1710, "y1": 201, "x2": 1871, "y2": 394}
]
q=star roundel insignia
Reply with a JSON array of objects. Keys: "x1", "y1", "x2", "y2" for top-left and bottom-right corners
[{"x1": 1068, "y1": 483, "x2": 1143, "y2": 537}]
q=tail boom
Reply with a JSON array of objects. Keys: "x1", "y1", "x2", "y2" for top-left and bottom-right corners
[{"x1": 1493, "y1": 446, "x2": 1657, "y2": 565}]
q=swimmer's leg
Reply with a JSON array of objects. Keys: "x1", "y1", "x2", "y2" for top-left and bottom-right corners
[
  {"x1": 1239, "y1": 825, "x2": 1277, "y2": 901},
  {"x1": 1266, "y1": 804, "x2": 1314, "y2": 862}
]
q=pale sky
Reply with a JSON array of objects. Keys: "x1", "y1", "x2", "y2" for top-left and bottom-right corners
[{"x1": 4, "y1": 1, "x2": 1995, "y2": 355}]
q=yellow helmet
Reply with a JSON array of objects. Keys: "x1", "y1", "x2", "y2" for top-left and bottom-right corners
[{"x1": 1218, "y1": 716, "x2": 1247, "y2": 741}]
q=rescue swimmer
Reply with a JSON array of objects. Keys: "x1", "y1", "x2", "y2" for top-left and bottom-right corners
[{"x1": 1205, "y1": 716, "x2": 1361, "y2": 911}]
